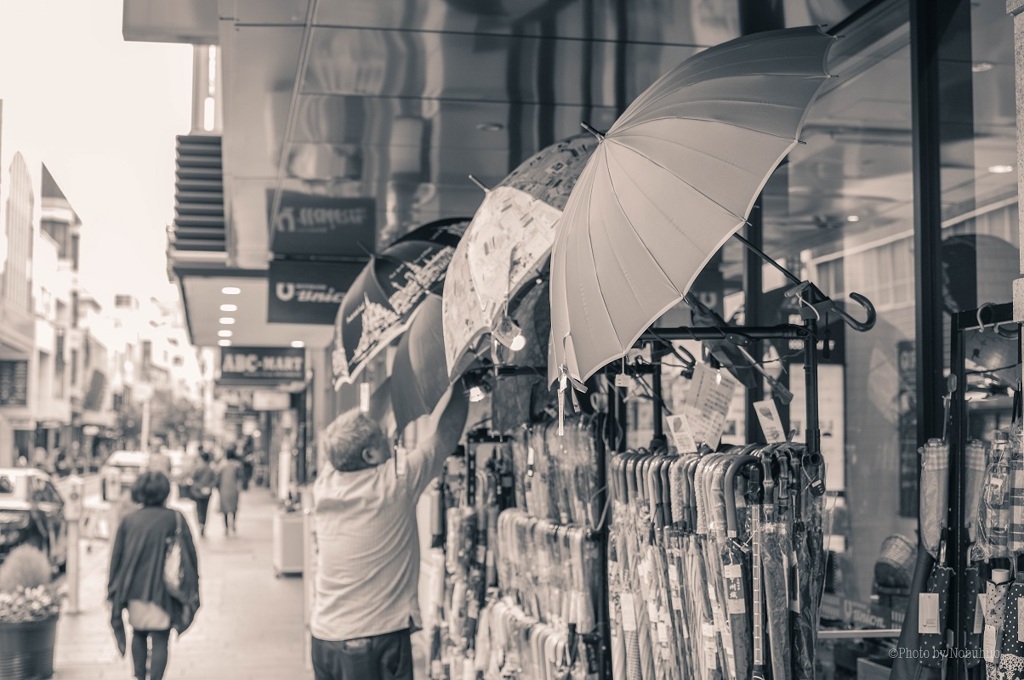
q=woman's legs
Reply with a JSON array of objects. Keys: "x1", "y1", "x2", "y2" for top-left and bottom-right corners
[
  {"x1": 148, "y1": 630, "x2": 170, "y2": 680},
  {"x1": 131, "y1": 630, "x2": 149, "y2": 680},
  {"x1": 223, "y1": 511, "x2": 230, "y2": 534},
  {"x1": 195, "y1": 498, "x2": 209, "y2": 536},
  {"x1": 231, "y1": 511, "x2": 237, "y2": 534}
]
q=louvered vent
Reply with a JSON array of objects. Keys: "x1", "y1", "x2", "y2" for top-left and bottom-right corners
[{"x1": 169, "y1": 135, "x2": 226, "y2": 268}]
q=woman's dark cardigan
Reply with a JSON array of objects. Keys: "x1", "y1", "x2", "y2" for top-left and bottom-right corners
[{"x1": 107, "y1": 506, "x2": 200, "y2": 634}]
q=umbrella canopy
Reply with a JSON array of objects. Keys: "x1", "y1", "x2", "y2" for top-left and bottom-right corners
[
  {"x1": 333, "y1": 217, "x2": 469, "y2": 387},
  {"x1": 443, "y1": 134, "x2": 597, "y2": 376},
  {"x1": 390, "y1": 294, "x2": 449, "y2": 432},
  {"x1": 549, "y1": 26, "x2": 836, "y2": 383}
]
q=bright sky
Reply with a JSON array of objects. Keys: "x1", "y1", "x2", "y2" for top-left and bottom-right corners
[{"x1": 0, "y1": 0, "x2": 193, "y2": 307}]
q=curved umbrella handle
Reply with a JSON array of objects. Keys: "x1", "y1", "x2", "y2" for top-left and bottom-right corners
[
  {"x1": 834, "y1": 292, "x2": 877, "y2": 332},
  {"x1": 724, "y1": 455, "x2": 761, "y2": 537}
]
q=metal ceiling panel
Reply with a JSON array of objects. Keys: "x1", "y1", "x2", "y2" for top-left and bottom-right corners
[
  {"x1": 312, "y1": 0, "x2": 715, "y2": 45},
  {"x1": 300, "y1": 26, "x2": 699, "y2": 105}
]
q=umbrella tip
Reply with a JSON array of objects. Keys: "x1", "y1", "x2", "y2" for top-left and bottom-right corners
[
  {"x1": 580, "y1": 121, "x2": 605, "y2": 141},
  {"x1": 467, "y1": 174, "x2": 490, "y2": 193}
]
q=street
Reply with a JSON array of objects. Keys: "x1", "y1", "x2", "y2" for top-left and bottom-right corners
[{"x1": 51, "y1": 486, "x2": 314, "y2": 680}]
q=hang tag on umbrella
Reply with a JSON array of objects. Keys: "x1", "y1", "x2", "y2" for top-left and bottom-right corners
[
  {"x1": 753, "y1": 399, "x2": 786, "y2": 444},
  {"x1": 620, "y1": 593, "x2": 637, "y2": 632},
  {"x1": 919, "y1": 592, "x2": 940, "y2": 634},
  {"x1": 683, "y1": 364, "x2": 739, "y2": 449},
  {"x1": 615, "y1": 359, "x2": 630, "y2": 389},
  {"x1": 985, "y1": 624, "x2": 998, "y2": 663},
  {"x1": 359, "y1": 381, "x2": 371, "y2": 413},
  {"x1": 665, "y1": 414, "x2": 697, "y2": 454}
]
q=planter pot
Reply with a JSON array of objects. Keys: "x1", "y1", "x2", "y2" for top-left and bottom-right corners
[{"x1": 0, "y1": 616, "x2": 58, "y2": 679}]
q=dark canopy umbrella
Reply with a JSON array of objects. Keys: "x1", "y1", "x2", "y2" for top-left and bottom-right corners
[
  {"x1": 390, "y1": 294, "x2": 450, "y2": 432},
  {"x1": 333, "y1": 217, "x2": 469, "y2": 388}
]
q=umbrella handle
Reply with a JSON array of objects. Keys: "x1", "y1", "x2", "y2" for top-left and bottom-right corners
[
  {"x1": 724, "y1": 455, "x2": 761, "y2": 536},
  {"x1": 833, "y1": 292, "x2": 877, "y2": 332}
]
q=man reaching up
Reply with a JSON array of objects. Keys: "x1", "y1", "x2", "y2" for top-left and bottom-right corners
[{"x1": 310, "y1": 379, "x2": 469, "y2": 680}]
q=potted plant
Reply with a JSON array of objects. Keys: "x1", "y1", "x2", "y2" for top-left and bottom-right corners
[{"x1": 0, "y1": 544, "x2": 63, "y2": 679}]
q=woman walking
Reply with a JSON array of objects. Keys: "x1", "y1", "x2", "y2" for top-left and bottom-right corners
[
  {"x1": 217, "y1": 449, "x2": 243, "y2": 535},
  {"x1": 188, "y1": 451, "x2": 217, "y2": 538},
  {"x1": 108, "y1": 471, "x2": 199, "y2": 680}
]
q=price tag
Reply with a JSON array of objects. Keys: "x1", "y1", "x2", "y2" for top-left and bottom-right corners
[
  {"x1": 918, "y1": 593, "x2": 940, "y2": 634},
  {"x1": 702, "y1": 623, "x2": 719, "y2": 670},
  {"x1": 658, "y1": 623, "x2": 672, "y2": 645},
  {"x1": 620, "y1": 594, "x2": 637, "y2": 632},
  {"x1": 984, "y1": 625, "x2": 998, "y2": 664},
  {"x1": 615, "y1": 373, "x2": 631, "y2": 389},
  {"x1": 666, "y1": 413, "x2": 698, "y2": 453},
  {"x1": 723, "y1": 563, "x2": 746, "y2": 615},
  {"x1": 975, "y1": 595, "x2": 984, "y2": 635},
  {"x1": 753, "y1": 399, "x2": 786, "y2": 443},
  {"x1": 647, "y1": 602, "x2": 660, "y2": 625}
]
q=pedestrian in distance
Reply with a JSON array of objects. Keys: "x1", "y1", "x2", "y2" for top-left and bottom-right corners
[
  {"x1": 310, "y1": 379, "x2": 469, "y2": 680},
  {"x1": 216, "y1": 448, "x2": 243, "y2": 535},
  {"x1": 148, "y1": 448, "x2": 172, "y2": 478},
  {"x1": 186, "y1": 451, "x2": 217, "y2": 538},
  {"x1": 108, "y1": 471, "x2": 199, "y2": 680}
]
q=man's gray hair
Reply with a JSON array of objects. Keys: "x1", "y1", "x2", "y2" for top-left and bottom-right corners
[{"x1": 322, "y1": 410, "x2": 384, "y2": 472}]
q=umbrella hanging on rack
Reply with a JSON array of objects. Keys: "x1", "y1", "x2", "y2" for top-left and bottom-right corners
[
  {"x1": 390, "y1": 294, "x2": 450, "y2": 433},
  {"x1": 443, "y1": 134, "x2": 597, "y2": 376},
  {"x1": 332, "y1": 217, "x2": 469, "y2": 387},
  {"x1": 547, "y1": 25, "x2": 837, "y2": 384}
]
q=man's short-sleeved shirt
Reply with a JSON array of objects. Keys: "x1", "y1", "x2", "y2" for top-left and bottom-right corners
[{"x1": 310, "y1": 442, "x2": 445, "y2": 641}]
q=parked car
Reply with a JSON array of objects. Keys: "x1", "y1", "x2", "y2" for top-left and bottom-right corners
[
  {"x1": 100, "y1": 450, "x2": 151, "y2": 502},
  {"x1": 0, "y1": 468, "x2": 67, "y2": 571}
]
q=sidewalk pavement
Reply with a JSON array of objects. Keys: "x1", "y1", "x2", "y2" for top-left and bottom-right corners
[{"x1": 53, "y1": 489, "x2": 315, "y2": 680}]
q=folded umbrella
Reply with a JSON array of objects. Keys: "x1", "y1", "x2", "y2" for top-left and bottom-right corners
[
  {"x1": 110, "y1": 605, "x2": 127, "y2": 657},
  {"x1": 759, "y1": 454, "x2": 792, "y2": 680},
  {"x1": 998, "y1": 574, "x2": 1024, "y2": 676}
]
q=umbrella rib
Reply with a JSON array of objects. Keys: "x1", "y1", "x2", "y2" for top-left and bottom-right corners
[
  {"x1": 610, "y1": 139, "x2": 754, "y2": 226},
  {"x1": 602, "y1": 152, "x2": 690, "y2": 289},
  {"x1": 612, "y1": 130, "x2": 762, "y2": 182},
  {"x1": 614, "y1": 114, "x2": 804, "y2": 147}
]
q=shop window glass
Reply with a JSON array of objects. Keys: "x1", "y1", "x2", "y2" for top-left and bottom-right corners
[{"x1": 761, "y1": 4, "x2": 917, "y2": 667}]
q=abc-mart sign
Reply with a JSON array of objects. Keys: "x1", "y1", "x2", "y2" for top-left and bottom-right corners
[{"x1": 219, "y1": 347, "x2": 306, "y2": 383}]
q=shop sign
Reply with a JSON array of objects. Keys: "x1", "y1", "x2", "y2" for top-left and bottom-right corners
[
  {"x1": 269, "y1": 191, "x2": 376, "y2": 257},
  {"x1": 267, "y1": 259, "x2": 364, "y2": 325},
  {"x1": 0, "y1": 359, "x2": 29, "y2": 407},
  {"x1": 220, "y1": 347, "x2": 305, "y2": 382},
  {"x1": 897, "y1": 341, "x2": 918, "y2": 518},
  {"x1": 252, "y1": 390, "x2": 291, "y2": 411}
]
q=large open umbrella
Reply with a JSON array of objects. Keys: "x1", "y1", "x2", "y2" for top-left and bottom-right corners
[
  {"x1": 548, "y1": 26, "x2": 836, "y2": 383},
  {"x1": 333, "y1": 217, "x2": 469, "y2": 387},
  {"x1": 443, "y1": 134, "x2": 597, "y2": 376}
]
